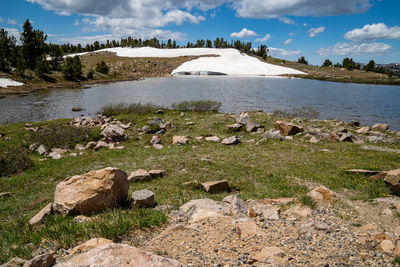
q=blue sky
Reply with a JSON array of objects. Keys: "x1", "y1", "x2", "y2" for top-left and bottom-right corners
[{"x1": 1, "y1": 0, "x2": 399, "y2": 65}]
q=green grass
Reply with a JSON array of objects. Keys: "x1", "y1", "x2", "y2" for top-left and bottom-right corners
[{"x1": 0, "y1": 110, "x2": 399, "y2": 263}]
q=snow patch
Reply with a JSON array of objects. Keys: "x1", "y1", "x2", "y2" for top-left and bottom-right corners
[{"x1": 0, "y1": 78, "x2": 24, "y2": 88}]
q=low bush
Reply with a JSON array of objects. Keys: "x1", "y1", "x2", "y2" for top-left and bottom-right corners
[
  {"x1": 100, "y1": 103, "x2": 161, "y2": 117},
  {"x1": 95, "y1": 61, "x2": 109, "y2": 74},
  {"x1": 29, "y1": 124, "x2": 101, "y2": 149},
  {"x1": 171, "y1": 100, "x2": 221, "y2": 112},
  {"x1": 0, "y1": 146, "x2": 32, "y2": 177},
  {"x1": 273, "y1": 106, "x2": 319, "y2": 119}
]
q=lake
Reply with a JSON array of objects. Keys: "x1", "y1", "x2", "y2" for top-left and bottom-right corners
[{"x1": 1, "y1": 76, "x2": 400, "y2": 130}]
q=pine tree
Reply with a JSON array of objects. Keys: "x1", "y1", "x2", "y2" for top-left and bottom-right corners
[
  {"x1": 0, "y1": 28, "x2": 16, "y2": 71},
  {"x1": 298, "y1": 56, "x2": 308, "y2": 65},
  {"x1": 322, "y1": 59, "x2": 332, "y2": 67},
  {"x1": 20, "y1": 19, "x2": 47, "y2": 70}
]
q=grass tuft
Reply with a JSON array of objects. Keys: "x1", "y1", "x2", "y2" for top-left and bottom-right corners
[
  {"x1": 300, "y1": 195, "x2": 317, "y2": 209},
  {"x1": 0, "y1": 146, "x2": 32, "y2": 177},
  {"x1": 100, "y1": 103, "x2": 161, "y2": 117}
]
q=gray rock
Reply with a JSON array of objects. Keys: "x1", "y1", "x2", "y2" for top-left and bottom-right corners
[
  {"x1": 205, "y1": 136, "x2": 220, "y2": 142},
  {"x1": 222, "y1": 195, "x2": 246, "y2": 215},
  {"x1": 153, "y1": 144, "x2": 164, "y2": 150},
  {"x1": 226, "y1": 123, "x2": 242, "y2": 132},
  {"x1": 339, "y1": 132, "x2": 353, "y2": 142},
  {"x1": 29, "y1": 143, "x2": 39, "y2": 152},
  {"x1": 172, "y1": 136, "x2": 189, "y2": 145},
  {"x1": 49, "y1": 152, "x2": 62, "y2": 159},
  {"x1": 37, "y1": 145, "x2": 47, "y2": 155},
  {"x1": 150, "y1": 136, "x2": 161, "y2": 145},
  {"x1": 128, "y1": 169, "x2": 152, "y2": 182},
  {"x1": 261, "y1": 130, "x2": 284, "y2": 141},
  {"x1": 1, "y1": 257, "x2": 25, "y2": 267},
  {"x1": 101, "y1": 125, "x2": 127, "y2": 142},
  {"x1": 236, "y1": 112, "x2": 251, "y2": 125},
  {"x1": 132, "y1": 189, "x2": 154, "y2": 207},
  {"x1": 149, "y1": 170, "x2": 166, "y2": 178},
  {"x1": 222, "y1": 136, "x2": 241, "y2": 145},
  {"x1": 246, "y1": 121, "x2": 262, "y2": 133}
]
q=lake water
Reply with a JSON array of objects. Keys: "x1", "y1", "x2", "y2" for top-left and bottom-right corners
[{"x1": 1, "y1": 76, "x2": 400, "y2": 130}]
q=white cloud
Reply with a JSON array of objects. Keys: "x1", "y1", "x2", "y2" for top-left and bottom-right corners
[
  {"x1": 230, "y1": 28, "x2": 258, "y2": 38},
  {"x1": 344, "y1": 23, "x2": 400, "y2": 41},
  {"x1": 303, "y1": 23, "x2": 308, "y2": 27},
  {"x1": 233, "y1": 0, "x2": 372, "y2": 19},
  {"x1": 317, "y1": 42, "x2": 393, "y2": 56},
  {"x1": 308, "y1": 26, "x2": 325, "y2": 37},
  {"x1": 7, "y1": 18, "x2": 18, "y2": 25},
  {"x1": 289, "y1": 32, "x2": 293, "y2": 36},
  {"x1": 255, "y1": 34, "x2": 271, "y2": 43},
  {"x1": 3, "y1": 28, "x2": 20, "y2": 39},
  {"x1": 278, "y1": 17, "x2": 294, "y2": 25},
  {"x1": 73, "y1": 19, "x2": 79, "y2": 26},
  {"x1": 269, "y1": 47, "x2": 301, "y2": 57},
  {"x1": 284, "y1": 39, "x2": 292, "y2": 45},
  {"x1": 0, "y1": 18, "x2": 3, "y2": 23}
]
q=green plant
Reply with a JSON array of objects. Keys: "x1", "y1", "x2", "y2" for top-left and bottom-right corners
[
  {"x1": 95, "y1": 61, "x2": 109, "y2": 74},
  {"x1": 100, "y1": 103, "x2": 161, "y2": 117},
  {"x1": 87, "y1": 68, "x2": 94, "y2": 79},
  {"x1": 29, "y1": 124, "x2": 101, "y2": 149},
  {"x1": 0, "y1": 146, "x2": 32, "y2": 177},
  {"x1": 393, "y1": 257, "x2": 400, "y2": 266},
  {"x1": 300, "y1": 195, "x2": 317, "y2": 209},
  {"x1": 171, "y1": 100, "x2": 221, "y2": 112},
  {"x1": 297, "y1": 56, "x2": 308, "y2": 65}
]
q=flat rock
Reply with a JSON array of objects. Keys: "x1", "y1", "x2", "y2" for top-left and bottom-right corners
[
  {"x1": 1, "y1": 257, "x2": 26, "y2": 267},
  {"x1": 339, "y1": 132, "x2": 354, "y2": 142},
  {"x1": 222, "y1": 136, "x2": 241, "y2": 145},
  {"x1": 53, "y1": 167, "x2": 129, "y2": 215},
  {"x1": 29, "y1": 203, "x2": 52, "y2": 226},
  {"x1": 49, "y1": 152, "x2": 62, "y2": 159},
  {"x1": 274, "y1": 121, "x2": 304, "y2": 136},
  {"x1": 261, "y1": 129, "x2": 284, "y2": 141},
  {"x1": 149, "y1": 170, "x2": 166, "y2": 178},
  {"x1": 0, "y1": 192, "x2": 12, "y2": 198},
  {"x1": 298, "y1": 221, "x2": 330, "y2": 235},
  {"x1": 128, "y1": 169, "x2": 151, "y2": 182},
  {"x1": 226, "y1": 123, "x2": 242, "y2": 132},
  {"x1": 201, "y1": 180, "x2": 229, "y2": 193},
  {"x1": 378, "y1": 240, "x2": 395, "y2": 253},
  {"x1": 357, "y1": 126, "x2": 370, "y2": 134},
  {"x1": 150, "y1": 136, "x2": 161, "y2": 145},
  {"x1": 246, "y1": 121, "x2": 262, "y2": 133},
  {"x1": 69, "y1": 238, "x2": 113, "y2": 257},
  {"x1": 205, "y1": 136, "x2": 220, "y2": 142},
  {"x1": 179, "y1": 198, "x2": 229, "y2": 223},
  {"x1": 172, "y1": 136, "x2": 189, "y2": 145},
  {"x1": 372, "y1": 123, "x2": 388, "y2": 131},
  {"x1": 23, "y1": 253, "x2": 54, "y2": 267},
  {"x1": 37, "y1": 145, "x2": 47, "y2": 155},
  {"x1": 132, "y1": 189, "x2": 154, "y2": 207},
  {"x1": 55, "y1": 243, "x2": 185, "y2": 267}
]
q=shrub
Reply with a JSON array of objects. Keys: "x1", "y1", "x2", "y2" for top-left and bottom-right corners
[
  {"x1": 95, "y1": 61, "x2": 109, "y2": 74},
  {"x1": 87, "y1": 68, "x2": 94, "y2": 79},
  {"x1": 100, "y1": 103, "x2": 161, "y2": 117},
  {"x1": 62, "y1": 56, "x2": 82, "y2": 80},
  {"x1": 171, "y1": 100, "x2": 221, "y2": 112},
  {"x1": 297, "y1": 56, "x2": 308, "y2": 65},
  {"x1": 273, "y1": 106, "x2": 319, "y2": 119},
  {"x1": 0, "y1": 146, "x2": 32, "y2": 177},
  {"x1": 29, "y1": 124, "x2": 101, "y2": 149},
  {"x1": 300, "y1": 195, "x2": 317, "y2": 209}
]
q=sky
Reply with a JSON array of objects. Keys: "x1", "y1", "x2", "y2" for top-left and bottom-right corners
[{"x1": 0, "y1": 0, "x2": 399, "y2": 65}]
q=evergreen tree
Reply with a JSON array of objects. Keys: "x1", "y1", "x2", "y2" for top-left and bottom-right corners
[
  {"x1": 0, "y1": 28, "x2": 16, "y2": 71},
  {"x1": 62, "y1": 56, "x2": 82, "y2": 80},
  {"x1": 49, "y1": 44, "x2": 64, "y2": 70},
  {"x1": 257, "y1": 45, "x2": 268, "y2": 60},
  {"x1": 322, "y1": 59, "x2": 332, "y2": 67},
  {"x1": 298, "y1": 56, "x2": 308, "y2": 65},
  {"x1": 364, "y1": 60, "x2": 375, "y2": 72},
  {"x1": 20, "y1": 19, "x2": 47, "y2": 70},
  {"x1": 342, "y1": 58, "x2": 356, "y2": 70}
]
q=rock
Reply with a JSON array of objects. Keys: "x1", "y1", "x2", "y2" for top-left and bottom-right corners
[
  {"x1": 346, "y1": 169, "x2": 381, "y2": 175},
  {"x1": 205, "y1": 136, "x2": 220, "y2": 142},
  {"x1": 150, "y1": 136, "x2": 161, "y2": 145},
  {"x1": 101, "y1": 125, "x2": 127, "y2": 142},
  {"x1": 141, "y1": 125, "x2": 151, "y2": 134},
  {"x1": 149, "y1": 170, "x2": 166, "y2": 178},
  {"x1": 356, "y1": 126, "x2": 370, "y2": 134},
  {"x1": 51, "y1": 148, "x2": 67, "y2": 154},
  {"x1": 29, "y1": 143, "x2": 38, "y2": 152},
  {"x1": 0, "y1": 192, "x2": 12, "y2": 198},
  {"x1": 395, "y1": 245, "x2": 400, "y2": 256},
  {"x1": 274, "y1": 121, "x2": 304, "y2": 136},
  {"x1": 53, "y1": 167, "x2": 129, "y2": 215},
  {"x1": 55, "y1": 243, "x2": 185, "y2": 267},
  {"x1": 236, "y1": 112, "x2": 251, "y2": 125},
  {"x1": 201, "y1": 180, "x2": 229, "y2": 193},
  {"x1": 384, "y1": 168, "x2": 400, "y2": 195},
  {"x1": 378, "y1": 240, "x2": 395, "y2": 253},
  {"x1": 226, "y1": 123, "x2": 242, "y2": 132},
  {"x1": 29, "y1": 203, "x2": 52, "y2": 226},
  {"x1": 72, "y1": 215, "x2": 91, "y2": 224},
  {"x1": 172, "y1": 136, "x2": 189, "y2": 145},
  {"x1": 132, "y1": 189, "x2": 154, "y2": 207},
  {"x1": 37, "y1": 145, "x2": 47, "y2": 155},
  {"x1": 252, "y1": 246, "x2": 285, "y2": 263},
  {"x1": 339, "y1": 132, "x2": 354, "y2": 142},
  {"x1": 222, "y1": 136, "x2": 241, "y2": 145},
  {"x1": 321, "y1": 133, "x2": 340, "y2": 142},
  {"x1": 263, "y1": 198, "x2": 294, "y2": 205},
  {"x1": 349, "y1": 120, "x2": 360, "y2": 126},
  {"x1": 261, "y1": 129, "x2": 284, "y2": 141},
  {"x1": 222, "y1": 195, "x2": 246, "y2": 215},
  {"x1": 23, "y1": 253, "x2": 54, "y2": 267},
  {"x1": 1, "y1": 257, "x2": 25, "y2": 267},
  {"x1": 179, "y1": 198, "x2": 229, "y2": 223},
  {"x1": 372, "y1": 123, "x2": 388, "y2": 131},
  {"x1": 94, "y1": 141, "x2": 109, "y2": 150},
  {"x1": 307, "y1": 186, "x2": 336, "y2": 202},
  {"x1": 49, "y1": 152, "x2": 62, "y2": 160},
  {"x1": 194, "y1": 136, "x2": 203, "y2": 141},
  {"x1": 309, "y1": 136, "x2": 320, "y2": 143},
  {"x1": 153, "y1": 144, "x2": 164, "y2": 150},
  {"x1": 235, "y1": 219, "x2": 266, "y2": 241},
  {"x1": 128, "y1": 169, "x2": 152, "y2": 182},
  {"x1": 369, "y1": 172, "x2": 388, "y2": 181},
  {"x1": 69, "y1": 153, "x2": 78, "y2": 157},
  {"x1": 298, "y1": 221, "x2": 330, "y2": 235},
  {"x1": 69, "y1": 238, "x2": 113, "y2": 256},
  {"x1": 262, "y1": 207, "x2": 280, "y2": 220},
  {"x1": 284, "y1": 205, "x2": 312, "y2": 219},
  {"x1": 156, "y1": 109, "x2": 164, "y2": 114},
  {"x1": 246, "y1": 121, "x2": 262, "y2": 133},
  {"x1": 85, "y1": 142, "x2": 97, "y2": 149}
]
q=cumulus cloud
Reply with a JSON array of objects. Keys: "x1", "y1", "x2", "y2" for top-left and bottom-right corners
[
  {"x1": 3, "y1": 28, "x2": 20, "y2": 39},
  {"x1": 284, "y1": 39, "x2": 292, "y2": 45},
  {"x1": 278, "y1": 17, "x2": 294, "y2": 25},
  {"x1": 0, "y1": 17, "x2": 3, "y2": 23},
  {"x1": 230, "y1": 28, "x2": 258, "y2": 38},
  {"x1": 289, "y1": 32, "x2": 293, "y2": 36},
  {"x1": 317, "y1": 42, "x2": 392, "y2": 56},
  {"x1": 269, "y1": 47, "x2": 301, "y2": 57},
  {"x1": 344, "y1": 23, "x2": 400, "y2": 41},
  {"x1": 308, "y1": 26, "x2": 325, "y2": 37},
  {"x1": 234, "y1": 0, "x2": 372, "y2": 19},
  {"x1": 255, "y1": 34, "x2": 271, "y2": 43},
  {"x1": 7, "y1": 18, "x2": 18, "y2": 25}
]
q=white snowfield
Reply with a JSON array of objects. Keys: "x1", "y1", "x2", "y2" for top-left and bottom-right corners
[
  {"x1": 0, "y1": 78, "x2": 24, "y2": 88},
  {"x1": 71, "y1": 47, "x2": 305, "y2": 77}
]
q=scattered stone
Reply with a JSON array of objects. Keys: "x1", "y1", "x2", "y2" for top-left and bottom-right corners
[
  {"x1": 156, "y1": 110, "x2": 165, "y2": 114},
  {"x1": 101, "y1": 124, "x2": 127, "y2": 142},
  {"x1": 128, "y1": 169, "x2": 152, "y2": 182},
  {"x1": 349, "y1": 120, "x2": 360, "y2": 126},
  {"x1": 339, "y1": 132, "x2": 353, "y2": 142},
  {"x1": 252, "y1": 246, "x2": 285, "y2": 263},
  {"x1": 309, "y1": 136, "x2": 320, "y2": 143},
  {"x1": 72, "y1": 215, "x2": 91, "y2": 224},
  {"x1": 263, "y1": 198, "x2": 294, "y2": 205},
  {"x1": 205, "y1": 136, "x2": 220, "y2": 142},
  {"x1": 23, "y1": 253, "x2": 54, "y2": 267},
  {"x1": 299, "y1": 221, "x2": 330, "y2": 235},
  {"x1": 223, "y1": 195, "x2": 246, "y2": 215},
  {"x1": 132, "y1": 189, "x2": 154, "y2": 207},
  {"x1": 55, "y1": 243, "x2": 185, "y2": 267},
  {"x1": 149, "y1": 169, "x2": 166, "y2": 178},
  {"x1": 236, "y1": 112, "x2": 251, "y2": 125},
  {"x1": 150, "y1": 136, "x2": 161, "y2": 145},
  {"x1": 1, "y1": 257, "x2": 25, "y2": 267},
  {"x1": 384, "y1": 168, "x2": 400, "y2": 195},
  {"x1": 246, "y1": 121, "x2": 262, "y2": 133},
  {"x1": 372, "y1": 123, "x2": 388, "y2": 131},
  {"x1": 179, "y1": 198, "x2": 229, "y2": 223},
  {"x1": 262, "y1": 207, "x2": 280, "y2": 220},
  {"x1": 235, "y1": 219, "x2": 265, "y2": 241},
  {"x1": 69, "y1": 238, "x2": 113, "y2": 257},
  {"x1": 201, "y1": 180, "x2": 229, "y2": 193},
  {"x1": 153, "y1": 144, "x2": 164, "y2": 150},
  {"x1": 53, "y1": 167, "x2": 129, "y2": 215},
  {"x1": 94, "y1": 141, "x2": 109, "y2": 150},
  {"x1": 370, "y1": 172, "x2": 388, "y2": 181},
  {"x1": 194, "y1": 136, "x2": 203, "y2": 141},
  {"x1": 49, "y1": 152, "x2": 62, "y2": 160},
  {"x1": 37, "y1": 145, "x2": 47, "y2": 155},
  {"x1": 222, "y1": 136, "x2": 241, "y2": 145},
  {"x1": 142, "y1": 125, "x2": 151, "y2": 134},
  {"x1": 307, "y1": 186, "x2": 336, "y2": 202},
  {"x1": 261, "y1": 129, "x2": 284, "y2": 141},
  {"x1": 29, "y1": 203, "x2": 52, "y2": 226},
  {"x1": 378, "y1": 240, "x2": 395, "y2": 253},
  {"x1": 0, "y1": 192, "x2": 12, "y2": 198},
  {"x1": 172, "y1": 136, "x2": 189, "y2": 145},
  {"x1": 274, "y1": 121, "x2": 304, "y2": 136},
  {"x1": 29, "y1": 143, "x2": 38, "y2": 152},
  {"x1": 69, "y1": 153, "x2": 78, "y2": 157},
  {"x1": 226, "y1": 123, "x2": 242, "y2": 132},
  {"x1": 85, "y1": 142, "x2": 97, "y2": 149},
  {"x1": 357, "y1": 126, "x2": 370, "y2": 134},
  {"x1": 361, "y1": 145, "x2": 400, "y2": 153}
]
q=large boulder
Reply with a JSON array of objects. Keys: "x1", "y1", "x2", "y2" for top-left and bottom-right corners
[
  {"x1": 101, "y1": 125, "x2": 127, "y2": 142},
  {"x1": 372, "y1": 123, "x2": 388, "y2": 131},
  {"x1": 384, "y1": 168, "x2": 400, "y2": 196},
  {"x1": 274, "y1": 121, "x2": 304, "y2": 136},
  {"x1": 54, "y1": 243, "x2": 185, "y2": 267},
  {"x1": 53, "y1": 167, "x2": 129, "y2": 215}
]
